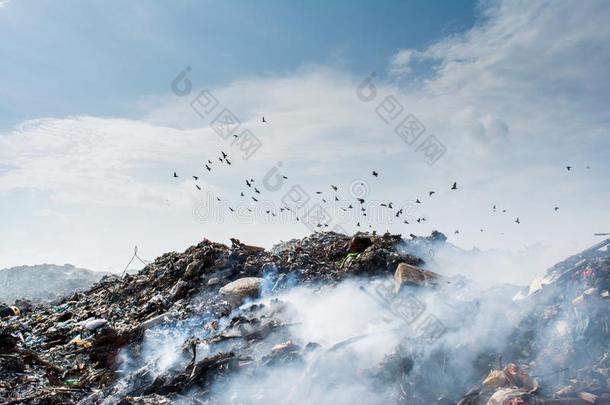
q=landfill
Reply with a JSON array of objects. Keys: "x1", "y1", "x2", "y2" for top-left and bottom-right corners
[{"x1": 0, "y1": 232, "x2": 608, "y2": 404}]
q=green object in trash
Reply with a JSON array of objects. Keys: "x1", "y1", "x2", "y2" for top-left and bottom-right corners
[{"x1": 64, "y1": 378, "x2": 80, "y2": 386}]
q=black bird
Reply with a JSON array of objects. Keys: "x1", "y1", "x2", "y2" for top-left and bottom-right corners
[
  {"x1": 218, "y1": 157, "x2": 223, "y2": 163},
  {"x1": 193, "y1": 176, "x2": 199, "y2": 180},
  {"x1": 515, "y1": 217, "x2": 520, "y2": 224},
  {"x1": 282, "y1": 175, "x2": 288, "y2": 179},
  {"x1": 403, "y1": 220, "x2": 409, "y2": 224},
  {"x1": 240, "y1": 192, "x2": 245, "y2": 197},
  {"x1": 229, "y1": 207, "x2": 234, "y2": 212},
  {"x1": 247, "y1": 208, "x2": 252, "y2": 212},
  {"x1": 205, "y1": 165, "x2": 211, "y2": 172},
  {"x1": 454, "y1": 230, "x2": 459, "y2": 234},
  {"x1": 388, "y1": 202, "x2": 393, "y2": 209},
  {"x1": 502, "y1": 209, "x2": 506, "y2": 213},
  {"x1": 226, "y1": 159, "x2": 231, "y2": 165},
  {"x1": 221, "y1": 151, "x2": 228, "y2": 159},
  {"x1": 331, "y1": 185, "x2": 338, "y2": 191},
  {"x1": 173, "y1": 172, "x2": 178, "y2": 178},
  {"x1": 334, "y1": 196, "x2": 339, "y2": 201},
  {"x1": 322, "y1": 198, "x2": 327, "y2": 203},
  {"x1": 357, "y1": 198, "x2": 365, "y2": 204},
  {"x1": 357, "y1": 222, "x2": 360, "y2": 227},
  {"x1": 340, "y1": 207, "x2": 347, "y2": 212},
  {"x1": 493, "y1": 205, "x2": 497, "y2": 211},
  {"x1": 451, "y1": 182, "x2": 458, "y2": 190},
  {"x1": 195, "y1": 185, "x2": 201, "y2": 190},
  {"x1": 316, "y1": 191, "x2": 322, "y2": 194},
  {"x1": 372, "y1": 171, "x2": 379, "y2": 177},
  {"x1": 429, "y1": 191, "x2": 435, "y2": 196},
  {"x1": 395, "y1": 211, "x2": 401, "y2": 218},
  {"x1": 348, "y1": 204, "x2": 353, "y2": 209},
  {"x1": 246, "y1": 180, "x2": 252, "y2": 187},
  {"x1": 262, "y1": 116, "x2": 267, "y2": 123},
  {"x1": 566, "y1": 166, "x2": 572, "y2": 171},
  {"x1": 216, "y1": 197, "x2": 221, "y2": 201},
  {"x1": 207, "y1": 160, "x2": 212, "y2": 164},
  {"x1": 416, "y1": 199, "x2": 421, "y2": 204},
  {"x1": 381, "y1": 203, "x2": 387, "y2": 207},
  {"x1": 251, "y1": 196, "x2": 258, "y2": 202},
  {"x1": 254, "y1": 187, "x2": 260, "y2": 194},
  {"x1": 554, "y1": 206, "x2": 559, "y2": 211}
]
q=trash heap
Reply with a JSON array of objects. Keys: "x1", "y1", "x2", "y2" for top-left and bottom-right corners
[
  {"x1": 1, "y1": 233, "x2": 608, "y2": 405},
  {"x1": 457, "y1": 239, "x2": 610, "y2": 405},
  {"x1": 0, "y1": 232, "x2": 422, "y2": 404}
]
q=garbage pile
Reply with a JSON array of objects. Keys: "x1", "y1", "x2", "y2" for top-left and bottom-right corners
[
  {"x1": 0, "y1": 233, "x2": 608, "y2": 405},
  {"x1": 0, "y1": 232, "x2": 422, "y2": 404}
]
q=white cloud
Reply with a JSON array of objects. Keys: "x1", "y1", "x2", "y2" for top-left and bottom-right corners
[
  {"x1": 1, "y1": 0, "x2": 609, "y2": 273},
  {"x1": 0, "y1": 0, "x2": 10, "y2": 8}
]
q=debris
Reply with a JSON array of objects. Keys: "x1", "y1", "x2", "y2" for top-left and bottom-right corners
[
  {"x1": 1, "y1": 233, "x2": 608, "y2": 404},
  {"x1": 394, "y1": 262, "x2": 438, "y2": 291}
]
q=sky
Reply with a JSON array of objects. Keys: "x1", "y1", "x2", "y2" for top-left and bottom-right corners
[{"x1": 0, "y1": 0, "x2": 609, "y2": 274}]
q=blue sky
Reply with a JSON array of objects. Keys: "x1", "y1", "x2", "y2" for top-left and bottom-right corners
[
  {"x1": 0, "y1": 0, "x2": 476, "y2": 130},
  {"x1": 1, "y1": 0, "x2": 609, "y2": 280}
]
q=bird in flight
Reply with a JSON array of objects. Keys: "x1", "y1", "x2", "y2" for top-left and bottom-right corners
[
  {"x1": 429, "y1": 191, "x2": 435, "y2": 196},
  {"x1": 566, "y1": 166, "x2": 572, "y2": 171},
  {"x1": 251, "y1": 196, "x2": 258, "y2": 202},
  {"x1": 254, "y1": 187, "x2": 260, "y2": 194},
  {"x1": 205, "y1": 165, "x2": 211, "y2": 172},
  {"x1": 554, "y1": 206, "x2": 559, "y2": 211},
  {"x1": 240, "y1": 192, "x2": 244, "y2": 197},
  {"x1": 515, "y1": 217, "x2": 521, "y2": 224},
  {"x1": 195, "y1": 185, "x2": 201, "y2": 190},
  {"x1": 451, "y1": 182, "x2": 458, "y2": 190},
  {"x1": 262, "y1": 116, "x2": 267, "y2": 123},
  {"x1": 454, "y1": 230, "x2": 460, "y2": 234},
  {"x1": 357, "y1": 198, "x2": 365, "y2": 204},
  {"x1": 193, "y1": 176, "x2": 199, "y2": 180},
  {"x1": 331, "y1": 185, "x2": 338, "y2": 191},
  {"x1": 221, "y1": 151, "x2": 228, "y2": 159},
  {"x1": 415, "y1": 199, "x2": 421, "y2": 204},
  {"x1": 173, "y1": 172, "x2": 178, "y2": 178},
  {"x1": 226, "y1": 159, "x2": 231, "y2": 165},
  {"x1": 372, "y1": 171, "x2": 379, "y2": 177},
  {"x1": 246, "y1": 180, "x2": 252, "y2": 187}
]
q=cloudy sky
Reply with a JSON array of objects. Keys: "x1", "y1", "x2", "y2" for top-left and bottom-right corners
[{"x1": 1, "y1": 0, "x2": 609, "y2": 273}]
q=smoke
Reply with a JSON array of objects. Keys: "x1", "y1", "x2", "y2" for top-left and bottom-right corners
[{"x1": 112, "y1": 237, "x2": 598, "y2": 403}]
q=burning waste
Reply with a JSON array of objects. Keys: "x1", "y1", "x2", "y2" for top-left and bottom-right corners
[{"x1": 0, "y1": 232, "x2": 609, "y2": 404}]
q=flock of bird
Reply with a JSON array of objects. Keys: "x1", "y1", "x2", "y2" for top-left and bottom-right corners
[{"x1": 172, "y1": 117, "x2": 591, "y2": 236}]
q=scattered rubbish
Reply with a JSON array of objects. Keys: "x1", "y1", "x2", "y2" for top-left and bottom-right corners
[{"x1": 1, "y1": 233, "x2": 608, "y2": 404}]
